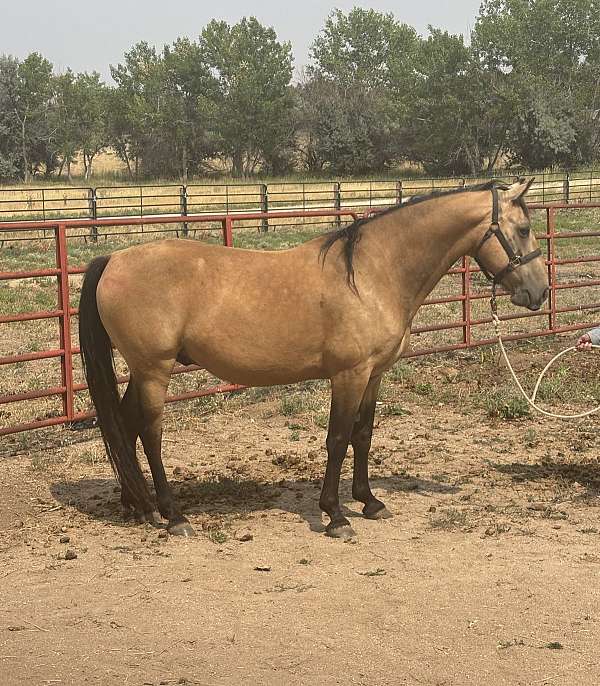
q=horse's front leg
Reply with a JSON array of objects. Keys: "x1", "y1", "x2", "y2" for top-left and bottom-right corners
[
  {"x1": 319, "y1": 368, "x2": 371, "y2": 538},
  {"x1": 351, "y1": 374, "x2": 391, "y2": 519}
]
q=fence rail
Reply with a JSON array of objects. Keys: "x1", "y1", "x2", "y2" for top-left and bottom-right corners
[
  {"x1": 2, "y1": 170, "x2": 600, "y2": 226},
  {"x1": 1, "y1": 203, "x2": 600, "y2": 436}
]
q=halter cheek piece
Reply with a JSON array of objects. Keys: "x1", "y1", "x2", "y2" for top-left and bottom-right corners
[{"x1": 474, "y1": 186, "x2": 542, "y2": 285}]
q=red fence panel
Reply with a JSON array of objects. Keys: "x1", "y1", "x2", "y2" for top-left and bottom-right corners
[{"x1": 1, "y1": 204, "x2": 599, "y2": 436}]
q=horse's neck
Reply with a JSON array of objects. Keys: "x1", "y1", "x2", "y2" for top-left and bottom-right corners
[{"x1": 365, "y1": 197, "x2": 484, "y2": 315}]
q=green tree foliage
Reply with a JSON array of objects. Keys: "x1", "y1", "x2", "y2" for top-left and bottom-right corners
[
  {"x1": 473, "y1": 0, "x2": 600, "y2": 168},
  {"x1": 199, "y1": 17, "x2": 294, "y2": 176},
  {"x1": 0, "y1": 55, "x2": 21, "y2": 179},
  {"x1": 5, "y1": 53, "x2": 55, "y2": 181},
  {"x1": 404, "y1": 29, "x2": 510, "y2": 175},
  {"x1": 305, "y1": 8, "x2": 419, "y2": 173}
]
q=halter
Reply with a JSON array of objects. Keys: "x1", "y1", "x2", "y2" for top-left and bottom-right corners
[{"x1": 474, "y1": 186, "x2": 542, "y2": 287}]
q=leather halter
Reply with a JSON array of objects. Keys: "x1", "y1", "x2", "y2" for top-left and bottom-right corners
[{"x1": 474, "y1": 186, "x2": 542, "y2": 285}]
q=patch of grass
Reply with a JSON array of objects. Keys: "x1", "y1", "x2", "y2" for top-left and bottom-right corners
[
  {"x1": 414, "y1": 382, "x2": 434, "y2": 397},
  {"x1": 429, "y1": 507, "x2": 468, "y2": 530},
  {"x1": 380, "y1": 402, "x2": 412, "y2": 417},
  {"x1": 207, "y1": 528, "x2": 228, "y2": 544},
  {"x1": 484, "y1": 389, "x2": 531, "y2": 419},
  {"x1": 312, "y1": 410, "x2": 329, "y2": 429},
  {"x1": 387, "y1": 361, "x2": 413, "y2": 383},
  {"x1": 280, "y1": 393, "x2": 311, "y2": 416}
]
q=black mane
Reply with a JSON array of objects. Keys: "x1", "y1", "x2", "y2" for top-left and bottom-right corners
[{"x1": 319, "y1": 179, "x2": 510, "y2": 294}]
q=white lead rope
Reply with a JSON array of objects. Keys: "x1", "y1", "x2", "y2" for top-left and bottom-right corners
[{"x1": 492, "y1": 312, "x2": 600, "y2": 419}]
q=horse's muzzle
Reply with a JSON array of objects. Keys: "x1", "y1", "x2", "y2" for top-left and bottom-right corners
[{"x1": 511, "y1": 287, "x2": 549, "y2": 311}]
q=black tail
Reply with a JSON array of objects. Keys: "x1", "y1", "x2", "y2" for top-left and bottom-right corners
[{"x1": 78, "y1": 256, "x2": 150, "y2": 508}]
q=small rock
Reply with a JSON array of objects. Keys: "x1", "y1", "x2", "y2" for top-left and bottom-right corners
[
  {"x1": 59, "y1": 535, "x2": 70, "y2": 544},
  {"x1": 235, "y1": 531, "x2": 253, "y2": 542},
  {"x1": 157, "y1": 530, "x2": 168, "y2": 539},
  {"x1": 14, "y1": 520, "x2": 24, "y2": 529},
  {"x1": 64, "y1": 549, "x2": 77, "y2": 560},
  {"x1": 265, "y1": 448, "x2": 273, "y2": 456}
]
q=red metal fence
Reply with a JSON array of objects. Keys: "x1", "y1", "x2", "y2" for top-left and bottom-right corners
[{"x1": 1, "y1": 204, "x2": 600, "y2": 436}]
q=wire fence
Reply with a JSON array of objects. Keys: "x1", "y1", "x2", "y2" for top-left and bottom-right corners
[{"x1": 2, "y1": 170, "x2": 600, "y2": 228}]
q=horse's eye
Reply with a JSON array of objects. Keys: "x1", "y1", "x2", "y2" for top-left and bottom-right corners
[{"x1": 518, "y1": 227, "x2": 530, "y2": 238}]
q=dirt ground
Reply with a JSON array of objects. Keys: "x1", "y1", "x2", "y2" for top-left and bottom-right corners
[{"x1": 2, "y1": 344, "x2": 600, "y2": 686}]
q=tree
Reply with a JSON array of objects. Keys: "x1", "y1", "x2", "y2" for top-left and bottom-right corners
[
  {"x1": 0, "y1": 55, "x2": 21, "y2": 179},
  {"x1": 161, "y1": 38, "x2": 219, "y2": 182},
  {"x1": 309, "y1": 7, "x2": 419, "y2": 91},
  {"x1": 110, "y1": 42, "x2": 164, "y2": 178},
  {"x1": 305, "y1": 8, "x2": 420, "y2": 172},
  {"x1": 199, "y1": 17, "x2": 294, "y2": 177},
  {"x1": 76, "y1": 72, "x2": 109, "y2": 180},
  {"x1": 52, "y1": 70, "x2": 81, "y2": 180},
  {"x1": 294, "y1": 75, "x2": 397, "y2": 174},
  {"x1": 473, "y1": 0, "x2": 600, "y2": 167},
  {"x1": 404, "y1": 29, "x2": 510, "y2": 175},
  {"x1": 4, "y1": 53, "x2": 55, "y2": 182}
]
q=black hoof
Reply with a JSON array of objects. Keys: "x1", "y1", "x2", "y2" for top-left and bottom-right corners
[
  {"x1": 167, "y1": 520, "x2": 196, "y2": 537},
  {"x1": 325, "y1": 522, "x2": 356, "y2": 539},
  {"x1": 363, "y1": 501, "x2": 392, "y2": 520}
]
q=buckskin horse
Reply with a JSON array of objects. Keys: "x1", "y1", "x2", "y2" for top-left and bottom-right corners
[{"x1": 79, "y1": 179, "x2": 548, "y2": 538}]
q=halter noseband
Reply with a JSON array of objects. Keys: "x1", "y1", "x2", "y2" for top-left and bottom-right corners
[{"x1": 474, "y1": 186, "x2": 541, "y2": 285}]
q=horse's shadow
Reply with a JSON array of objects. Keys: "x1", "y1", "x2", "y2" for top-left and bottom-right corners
[
  {"x1": 50, "y1": 472, "x2": 459, "y2": 534},
  {"x1": 492, "y1": 458, "x2": 600, "y2": 496}
]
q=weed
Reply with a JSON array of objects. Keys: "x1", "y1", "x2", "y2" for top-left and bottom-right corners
[
  {"x1": 207, "y1": 529, "x2": 228, "y2": 544},
  {"x1": 429, "y1": 507, "x2": 468, "y2": 530},
  {"x1": 414, "y1": 382, "x2": 434, "y2": 397},
  {"x1": 388, "y1": 361, "x2": 413, "y2": 383},
  {"x1": 380, "y1": 403, "x2": 412, "y2": 417},
  {"x1": 484, "y1": 390, "x2": 531, "y2": 419}
]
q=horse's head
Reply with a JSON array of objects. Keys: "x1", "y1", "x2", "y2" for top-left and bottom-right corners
[{"x1": 474, "y1": 178, "x2": 548, "y2": 311}]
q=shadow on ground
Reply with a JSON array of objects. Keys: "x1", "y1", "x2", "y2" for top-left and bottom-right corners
[
  {"x1": 493, "y1": 458, "x2": 600, "y2": 494},
  {"x1": 50, "y1": 472, "x2": 459, "y2": 533}
]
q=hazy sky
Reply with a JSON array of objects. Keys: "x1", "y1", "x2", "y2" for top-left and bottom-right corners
[{"x1": 1, "y1": 0, "x2": 483, "y2": 81}]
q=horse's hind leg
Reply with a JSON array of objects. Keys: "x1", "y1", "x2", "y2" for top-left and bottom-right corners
[
  {"x1": 136, "y1": 364, "x2": 195, "y2": 537},
  {"x1": 119, "y1": 380, "x2": 161, "y2": 525},
  {"x1": 351, "y1": 375, "x2": 391, "y2": 520}
]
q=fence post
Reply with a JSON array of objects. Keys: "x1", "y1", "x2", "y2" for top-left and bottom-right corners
[
  {"x1": 333, "y1": 182, "x2": 342, "y2": 227},
  {"x1": 563, "y1": 173, "x2": 570, "y2": 203},
  {"x1": 222, "y1": 216, "x2": 234, "y2": 247},
  {"x1": 462, "y1": 256, "x2": 471, "y2": 348},
  {"x1": 88, "y1": 188, "x2": 98, "y2": 243},
  {"x1": 180, "y1": 185, "x2": 188, "y2": 237},
  {"x1": 395, "y1": 180, "x2": 403, "y2": 205},
  {"x1": 260, "y1": 183, "x2": 269, "y2": 232},
  {"x1": 547, "y1": 207, "x2": 557, "y2": 332},
  {"x1": 56, "y1": 223, "x2": 75, "y2": 424}
]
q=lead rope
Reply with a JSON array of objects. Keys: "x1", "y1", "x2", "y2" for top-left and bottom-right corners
[{"x1": 490, "y1": 284, "x2": 600, "y2": 419}]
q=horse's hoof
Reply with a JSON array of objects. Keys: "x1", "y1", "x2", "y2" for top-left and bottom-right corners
[
  {"x1": 363, "y1": 502, "x2": 392, "y2": 520},
  {"x1": 167, "y1": 520, "x2": 196, "y2": 537},
  {"x1": 325, "y1": 523, "x2": 356, "y2": 540}
]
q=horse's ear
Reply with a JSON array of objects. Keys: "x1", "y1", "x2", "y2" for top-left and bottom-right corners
[{"x1": 506, "y1": 177, "x2": 535, "y2": 200}]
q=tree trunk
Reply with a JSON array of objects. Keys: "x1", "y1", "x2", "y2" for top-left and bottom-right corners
[
  {"x1": 181, "y1": 145, "x2": 188, "y2": 185},
  {"x1": 85, "y1": 153, "x2": 94, "y2": 180},
  {"x1": 232, "y1": 149, "x2": 243, "y2": 177},
  {"x1": 67, "y1": 160, "x2": 73, "y2": 183},
  {"x1": 21, "y1": 118, "x2": 30, "y2": 183}
]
